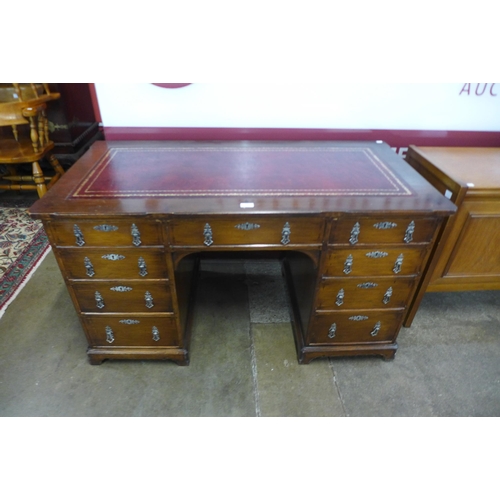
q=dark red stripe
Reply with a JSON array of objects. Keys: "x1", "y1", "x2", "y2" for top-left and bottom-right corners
[{"x1": 103, "y1": 127, "x2": 500, "y2": 149}]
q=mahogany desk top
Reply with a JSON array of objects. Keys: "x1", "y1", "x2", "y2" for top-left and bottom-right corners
[{"x1": 30, "y1": 141, "x2": 455, "y2": 218}]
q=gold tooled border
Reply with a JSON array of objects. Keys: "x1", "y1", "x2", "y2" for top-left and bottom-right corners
[{"x1": 71, "y1": 146, "x2": 413, "y2": 198}]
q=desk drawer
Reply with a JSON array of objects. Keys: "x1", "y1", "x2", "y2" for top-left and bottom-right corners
[
  {"x1": 49, "y1": 219, "x2": 162, "y2": 247},
  {"x1": 58, "y1": 248, "x2": 168, "y2": 280},
  {"x1": 324, "y1": 246, "x2": 429, "y2": 277},
  {"x1": 330, "y1": 217, "x2": 437, "y2": 245},
  {"x1": 309, "y1": 310, "x2": 404, "y2": 345},
  {"x1": 71, "y1": 281, "x2": 173, "y2": 313},
  {"x1": 317, "y1": 277, "x2": 416, "y2": 310},
  {"x1": 169, "y1": 217, "x2": 324, "y2": 247},
  {"x1": 84, "y1": 315, "x2": 178, "y2": 347}
]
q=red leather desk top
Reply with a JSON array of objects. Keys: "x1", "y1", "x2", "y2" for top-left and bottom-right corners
[
  {"x1": 30, "y1": 141, "x2": 456, "y2": 216},
  {"x1": 71, "y1": 144, "x2": 410, "y2": 198}
]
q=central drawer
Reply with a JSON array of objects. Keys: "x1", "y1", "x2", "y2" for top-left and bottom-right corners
[
  {"x1": 58, "y1": 248, "x2": 168, "y2": 280},
  {"x1": 309, "y1": 310, "x2": 404, "y2": 345},
  {"x1": 83, "y1": 315, "x2": 179, "y2": 348},
  {"x1": 169, "y1": 217, "x2": 325, "y2": 247},
  {"x1": 324, "y1": 246, "x2": 429, "y2": 277},
  {"x1": 330, "y1": 217, "x2": 438, "y2": 245},
  {"x1": 48, "y1": 219, "x2": 162, "y2": 247},
  {"x1": 71, "y1": 281, "x2": 173, "y2": 313},
  {"x1": 316, "y1": 277, "x2": 416, "y2": 310}
]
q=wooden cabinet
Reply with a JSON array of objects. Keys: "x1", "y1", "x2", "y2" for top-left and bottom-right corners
[
  {"x1": 404, "y1": 146, "x2": 500, "y2": 326},
  {"x1": 30, "y1": 141, "x2": 455, "y2": 365}
]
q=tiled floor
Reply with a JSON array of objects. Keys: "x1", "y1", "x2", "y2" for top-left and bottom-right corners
[{"x1": 1, "y1": 248, "x2": 499, "y2": 417}]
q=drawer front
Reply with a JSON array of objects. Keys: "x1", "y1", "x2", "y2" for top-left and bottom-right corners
[
  {"x1": 324, "y1": 246, "x2": 429, "y2": 277},
  {"x1": 71, "y1": 282, "x2": 173, "y2": 313},
  {"x1": 49, "y1": 219, "x2": 162, "y2": 247},
  {"x1": 84, "y1": 315, "x2": 179, "y2": 347},
  {"x1": 58, "y1": 248, "x2": 168, "y2": 280},
  {"x1": 317, "y1": 277, "x2": 416, "y2": 310},
  {"x1": 330, "y1": 217, "x2": 437, "y2": 245},
  {"x1": 170, "y1": 217, "x2": 324, "y2": 247},
  {"x1": 309, "y1": 310, "x2": 404, "y2": 345}
]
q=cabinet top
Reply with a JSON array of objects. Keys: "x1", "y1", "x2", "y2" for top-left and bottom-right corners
[
  {"x1": 30, "y1": 141, "x2": 455, "y2": 217},
  {"x1": 408, "y1": 146, "x2": 500, "y2": 190}
]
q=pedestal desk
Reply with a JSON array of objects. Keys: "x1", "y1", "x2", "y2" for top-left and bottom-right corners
[
  {"x1": 29, "y1": 141, "x2": 455, "y2": 365},
  {"x1": 404, "y1": 146, "x2": 500, "y2": 325}
]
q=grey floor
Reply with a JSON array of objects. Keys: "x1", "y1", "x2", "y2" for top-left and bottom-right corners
[{"x1": 1, "y1": 248, "x2": 499, "y2": 417}]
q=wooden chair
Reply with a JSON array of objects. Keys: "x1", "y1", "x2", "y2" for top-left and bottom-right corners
[{"x1": 0, "y1": 83, "x2": 66, "y2": 197}]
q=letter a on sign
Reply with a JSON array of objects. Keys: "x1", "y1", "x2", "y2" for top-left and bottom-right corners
[{"x1": 459, "y1": 83, "x2": 471, "y2": 95}]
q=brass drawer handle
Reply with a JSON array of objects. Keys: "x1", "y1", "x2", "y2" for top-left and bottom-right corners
[
  {"x1": 343, "y1": 254, "x2": 353, "y2": 274},
  {"x1": 393, "y1": 254, "x2": 403, "y2": 274},
  {"x1": 74, "y1": 224, "x2": 85, "y2": 246},
  {"x1": 84, "y1": 257, "x2": 95, "y2": 277},
  {"x1": 105, "y1": 326, "x2": 114, "y2": 344},
  {"x1": 336, "y1": 288, "x2": 344, "y2": 306},
  {"x1": 404, "y1": 221, "x2": 415, "y2": 243},
  {"x1": 382, "y1": 287, "x2": 393, "y2": 304},
  {"x1": 281, "y1": 222, "x2": 291, "y2": 245},
  {"x1": 145, "y1": 291, "x2": 154, "y2": 309},
  {"x1": 349, "y1": 222, "x2": 360, "y2": 245},
  {"x1": 95, "y1": 291, "x2": 105, "y2": 309},
  {"x1": 370, "y1": 321, "x2": 381, "y2": 337},
  {"x1": 138, "y1": 257, "x2": 148, "y2": 277},
  {"x1": 131, "y1": 223, "x2": 142, "y2": 246},
  {"x1": 152, "y1": 326, "x2": 160, "y2": 342},
  {"x1": 328, "y1": 323, "x2": 337, "y2": 339},
  {"x1": 204, "y1": 223, "x2": 213, "y2": 246}
]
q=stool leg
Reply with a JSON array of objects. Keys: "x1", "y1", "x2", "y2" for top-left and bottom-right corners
[{"x1": 32, "y1": 161, "x2": 48, "y2": 197}]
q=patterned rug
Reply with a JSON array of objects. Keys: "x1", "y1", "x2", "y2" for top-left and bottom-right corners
[{"x1": 0, "y1": 203, "x2": 51, "y2": 318}]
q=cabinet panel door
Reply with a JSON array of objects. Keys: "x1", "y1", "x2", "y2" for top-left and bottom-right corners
[{"x1": 445, "y1": 210, "x2": 500, "y2": 277}]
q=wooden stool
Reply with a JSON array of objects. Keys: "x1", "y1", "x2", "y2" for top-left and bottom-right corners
[{"x1": 0, "y1": 83, "x2": 65, "y2": 197}]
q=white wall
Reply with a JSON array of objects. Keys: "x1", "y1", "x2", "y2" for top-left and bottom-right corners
[{"x1": 95, "y1": 83, "x2": 500, "y2": 132}]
